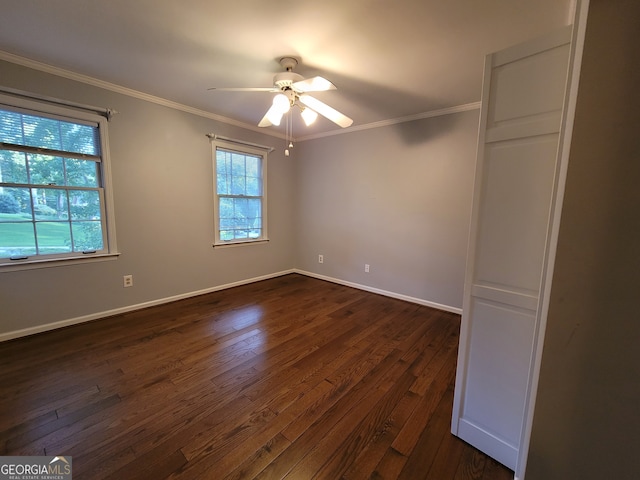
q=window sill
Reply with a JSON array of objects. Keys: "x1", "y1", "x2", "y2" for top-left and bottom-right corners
[
  {"x1": 0, "y1": 252, "x2": 120, "y2": 272},
  {"x1": 213, "y1": 239, "x2": 269, "y2": 249}
]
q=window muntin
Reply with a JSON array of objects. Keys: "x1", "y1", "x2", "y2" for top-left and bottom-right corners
[
  {"x1": 213, "y1": 142, "x2": 267, "y2": 245},
  {"x1": 0, "y1": 98, "x2": 115, "y2": 266}
]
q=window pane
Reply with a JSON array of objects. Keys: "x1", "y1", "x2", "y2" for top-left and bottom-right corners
[
  {"x1": 246, "y1": 157, "x2": 260, "y2": 178},
  {"x1": 219, "y1": 217, "x2": 234, "y2": 229},
  {"x1": 0, "y1": 222, "x2": 37, "y2": 258},
  {"x1": 28, "y1": 154, "x2": 65, "y2": 186},
  {"x1": 216, "y1": 150, "x2": 230, "y2": 168},
  {"x1": 0, "y1": 110, "x2": 23, "y2": 144},
  {"x1": 220, "y1": 230, "x2": 234, "y2": 241},
  {"x1": 22, "y1": 115, "x2": 62, "y2": 151},
  {"x1": 66, "y1": 159, "x2": 99, "y2": 187},
  {"x1": 0, "y1": 150, "x2": 28, "y2": 183},
  {"x1": 59, "y1": 122, "x2": 99, "y2": 155},
  {"x1": 246, "y1": 198, "x2": 262, "y2": 238},
  {"x1": 246, "y1": 176, "x2": 260, "y2": 196},
  {"x1": 231, "y1": 175, "x2": 246, "y2": 195},
  {"x1": 218, "y1": 196, "x2": 262, "y2": 241},
  {"x1": 216, "y1": 151, "x2": 231, "y2": 195},
  {"x1": 32, "y1": 188, "x2": 68, "y2": 220},
  {"x1": 231, "y1": 153, "x2": 245, "y2": 177},
  {"x1": 233, "y1": 197, "x2": 250, "y2": 229},
  {"x1": 72, "y1": 221, "x2": 104, "y2": 251},
  {"x1": 35, "y1": 222, "x2": 72, "y2": 254},
  {"x1": 216, "y1": 151, "x2": 230, "y2": 173},
  {"x1": 69, "y1": 190, "x2": 100, "y2": 220},
  {"x1": 247, "y1": 198, "x2": 262, "y2": 220},
  {"x1": 219, "y1": 197, "x2": 234, "y2": 219},
  {"x1": 0, "y1": 187, "x2": 32, "y2": 220},
  {"x1": 216, "y1": 175, "x2": 229, "y2": 196},
  {"x1": 13, "y1": 113, "x2": 99, "y2": 156}
]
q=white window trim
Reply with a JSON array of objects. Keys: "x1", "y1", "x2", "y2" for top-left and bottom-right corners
[
  {"x1": 211, "y1": 138, "x2": 268, "y2": 247},
  {"x1": 0, "y1": 92, "x2": 119, "y2": 271}
]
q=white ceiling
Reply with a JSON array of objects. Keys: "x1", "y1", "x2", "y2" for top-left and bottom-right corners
[{"x1": 0, "y1": 0, "x2": 573, "y2": 137}]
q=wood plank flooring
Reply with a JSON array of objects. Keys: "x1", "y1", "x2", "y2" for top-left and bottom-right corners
[{"x1": 0, "y1": 274, "x2": 514, "y2": 479}]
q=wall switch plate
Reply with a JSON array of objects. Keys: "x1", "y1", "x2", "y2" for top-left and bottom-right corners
[
  {"x1": 365, "y1": 264, "x2": 370, "y2": 273},
  {"x1": 123, "y1": 275, "x2": 133, "y2": 287},
  {"x1": 318, "y1": 254, "x2": 324, "y2": 264}
]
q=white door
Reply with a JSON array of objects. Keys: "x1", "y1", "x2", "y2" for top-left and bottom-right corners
[{"x1": 451, "y1": 27, "x2": 573, "y2": 471}]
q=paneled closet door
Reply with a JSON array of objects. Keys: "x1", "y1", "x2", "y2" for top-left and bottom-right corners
[{"x1": 451, "y1": 27, "x2": 572, "y2": 471}]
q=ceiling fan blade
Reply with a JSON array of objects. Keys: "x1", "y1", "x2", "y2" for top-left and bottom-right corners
[
  {"x1": 208, "y1": 87, "x2": 277, "y2": 92},
  {"x1": 292, "y1": 76, "x2": 337, "y2": 93},
  {"x1": 299, "y1": 95, "x2": 353, "y2": 128},
  {"x1": 258, "y1": 102, "x2": 289, "y2": 127},
  {"x1": 258, "y1": 109, "x2": 274, "y2": 127}
]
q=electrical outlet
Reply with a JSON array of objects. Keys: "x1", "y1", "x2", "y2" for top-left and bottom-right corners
[
  {"x1": 123, "y1": 274, "x2": 133, "y2": 287},
  {"x1": 318, "y1": 254, "x2": 324, "y2": 264},
  {"x1": 365, "y1": 264, "x2": 370, "y2": 273}
]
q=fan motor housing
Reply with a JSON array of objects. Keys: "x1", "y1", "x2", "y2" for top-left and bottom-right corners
[{"x1": 274, "y1": 71, "x2": 304, "y2": 89}]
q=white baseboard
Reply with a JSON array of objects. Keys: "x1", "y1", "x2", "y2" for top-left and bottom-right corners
[
  {"x1": 1, "y1": 268, "x2": 461, "y2": 342},
  {"x1": 0, "y1": 269, "x2": 295, "y2": 342},
  {"x1": 294, "y1": 269, "x2": 462, "y2": 315}
]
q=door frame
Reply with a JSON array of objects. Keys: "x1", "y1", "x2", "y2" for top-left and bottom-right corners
[{"x1": 515, "y1": 1, "x2": 589, "y2": 478}]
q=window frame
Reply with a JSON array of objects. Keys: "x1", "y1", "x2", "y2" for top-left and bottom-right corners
[
  {"x1": 212, "y1": 139, "x2": 268, "y2": 247},
  {"x1": 0, "y1": 92, "x2": 118, "y2": 271}
]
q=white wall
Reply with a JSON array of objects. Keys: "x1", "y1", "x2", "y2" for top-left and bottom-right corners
[
  {"x1": 294, "y1": 110, "x2": 479, "y2": 310},
  {"x1": 526, "y1": 1, "x2": 640, "y2": 478},
  {"x1": 0, "y1": 60, "x2": 296, "y2": 338}
]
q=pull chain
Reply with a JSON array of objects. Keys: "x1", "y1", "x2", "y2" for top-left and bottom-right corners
[{"x1": 285, "y1": 108, "x2": 293, "y2": 156}]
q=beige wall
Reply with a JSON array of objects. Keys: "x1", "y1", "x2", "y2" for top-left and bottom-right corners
[{"x1": 526, "y1": 1, "x2": 640, "y2": 478}]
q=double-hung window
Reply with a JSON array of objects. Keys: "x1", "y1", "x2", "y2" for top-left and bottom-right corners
[
  {"x1": 212, "y1": 139, "x2": 267, "y2": 246},
  {"x1": 0, "y1": 93, "x2": 117, "y2": 268}
]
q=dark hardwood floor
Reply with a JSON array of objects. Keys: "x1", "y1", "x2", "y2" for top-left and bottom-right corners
[{"x1": 0, "y1": 274, "x2": 513, "y2": 479}]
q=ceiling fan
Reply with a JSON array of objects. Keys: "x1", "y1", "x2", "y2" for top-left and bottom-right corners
[{"x1": 209, "y1": 57, "x2": 353, "y2": 129}]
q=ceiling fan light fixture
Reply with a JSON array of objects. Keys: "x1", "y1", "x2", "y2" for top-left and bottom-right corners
[
  {"x1": 272, "y1": 93, "x2": 291, "y2": 112},
  {"x1": 301, "y1": 107, "x2": 318, "y2": 126},
  {"x1": 264, "y1": 93, "x2": 291, "y2": 126}
]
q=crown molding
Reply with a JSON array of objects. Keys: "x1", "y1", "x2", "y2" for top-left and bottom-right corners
[
  {"x1": 295, "y1": 102, "x2": 481, "y2": 142},
  {"x1": 0, "y1": 50, "x2": 288, "y2": 140},
  {"x1": 0, "y1": 50, "x2": 479, "y2": 143}
]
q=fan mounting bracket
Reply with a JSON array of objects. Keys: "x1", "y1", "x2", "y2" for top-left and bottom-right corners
[{"x1": 279, "y1": 57, "x2": 298, "y2": 71}]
